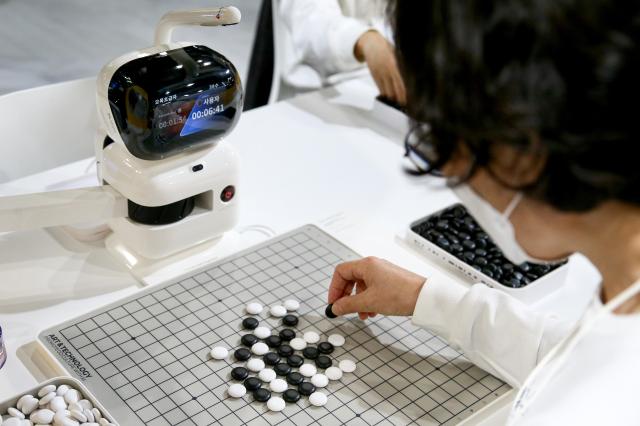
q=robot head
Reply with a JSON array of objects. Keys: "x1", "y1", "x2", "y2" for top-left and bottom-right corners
[{"x1": 101, "y1": 44, "x2": 243, "y2": 160}]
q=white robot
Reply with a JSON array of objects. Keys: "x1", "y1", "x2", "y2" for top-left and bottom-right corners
[{"x1": 1, "y1": 7, "x2": 245, "y2": 278}]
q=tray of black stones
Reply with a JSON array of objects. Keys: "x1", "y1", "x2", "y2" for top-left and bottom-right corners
[{"x1": 407, "y1": 204, "x2": 568, "y2": 302}]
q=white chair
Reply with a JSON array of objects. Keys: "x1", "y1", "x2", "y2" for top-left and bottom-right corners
[{"x1": 0, "y1": 78, "x2": 97, "y2": 183}]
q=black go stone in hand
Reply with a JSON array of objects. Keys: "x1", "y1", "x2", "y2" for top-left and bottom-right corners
[{"x1": 325, "y1": 304, "x2": 337, "y2": 319}]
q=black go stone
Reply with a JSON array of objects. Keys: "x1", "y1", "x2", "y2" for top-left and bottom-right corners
[
  {"x1": 283, "y1": 389, "x2": 301, "y2": 403},
  {"x1": 318, "y1": 342, "x2": 334, "y2": 354},
  {"x1": 286, "y1": 372, "x2": 304, "y2": 385},
  {"x1": 274, "y1": 363, "x2": 292, "y2": 376},
  {"x1": 253, "y1": 388, "x2": 271, "y2": 402},
  {"x1": 298, "y1": 382, "x2": 316, "y2": 396},
  {"x1": 278, "y1": 344, "x2": 294, "y2": 358},
  {"x1": 410, "y1": 204, "x2": 566, "y2": 289},
  {"x1": 231, "y1": 367, "x2": 249, "y2": 381},
  {"x1": 302, "y1": 346, "x2": 319, "y2": 360},
  {"x1": 315, "y1": 355, "x2": 332, "y2": 369},
  {"x1": 263, "y1": 352, "x2": 281, "y2": 366},
  {"x1": 287, "y1": 355, "x2": 304, "y2": 368},
  {"x1": 279, "y1": 329, "x2": 296, "y2": 341},
  {"x1": 234, "y1": 348, "x2": 251, "y2": 362},
  {"x1": 325, "y1": 304, "x2": 337, "y2": 319},
  {"x1": 244, "y1": 377, "x2": 262, "y2": 391},
  {"x1": 282, "y1": 314, "x2": 299, "y2": 327},
  {"x1": 242, "y1": 317, "x2": 259, "y2": 330},
  {"x1": 265, "y1": 335, "x2": 282, "y2": 348},
  {"x1": 241, "y1": 334, "x2": 259, "y2": 347}
]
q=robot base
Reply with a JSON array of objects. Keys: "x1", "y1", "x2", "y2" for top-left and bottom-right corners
[{"x1": 105, "y1": 228, "x2": 243, "y2": 285}]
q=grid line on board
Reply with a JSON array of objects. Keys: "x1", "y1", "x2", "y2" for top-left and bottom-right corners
[{"x1": 51, "y1": 227, "x2": 511, "y2": 426}]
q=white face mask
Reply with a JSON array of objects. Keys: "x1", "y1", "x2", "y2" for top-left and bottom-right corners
[{"x1": 452, "y1": 184, "x2": 566, "y2": 265}]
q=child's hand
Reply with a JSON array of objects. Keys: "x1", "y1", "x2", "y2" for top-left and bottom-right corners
[{"x1": 328, "y1": 257, "x2": 426, "y2": 320}]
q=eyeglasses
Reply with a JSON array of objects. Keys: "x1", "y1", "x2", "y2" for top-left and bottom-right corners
[{"x1": 404, "y1": 124, "x2": 443, "y2": 176}]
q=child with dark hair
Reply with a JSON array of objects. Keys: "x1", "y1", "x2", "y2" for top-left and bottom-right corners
[{"x1": 328, "y1": 1, "x2": 640, "y2": 423}]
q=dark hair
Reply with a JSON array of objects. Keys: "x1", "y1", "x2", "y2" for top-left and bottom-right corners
[{"x1": 389, "y1": 0, "x2": 640, "y2": 211}]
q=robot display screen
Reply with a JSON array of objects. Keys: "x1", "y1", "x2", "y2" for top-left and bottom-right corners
[{"x1": 108, "y1": 45, "x2": 243, "y2": 160}]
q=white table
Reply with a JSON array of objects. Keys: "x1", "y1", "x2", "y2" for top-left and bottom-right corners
[{"x1": 0, "y1": 77, "x2": 600, "y2": 423}]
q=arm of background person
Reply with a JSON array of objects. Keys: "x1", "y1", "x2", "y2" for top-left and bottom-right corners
[{"x1": 279, "y1": 0, "x2": 372, "y2": 76}]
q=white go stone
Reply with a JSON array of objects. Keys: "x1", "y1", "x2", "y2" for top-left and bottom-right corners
[
  {"x1": 210, "y1": 346, "x2": 229, "y2": 360},
  {"x1": 303, "y1": 331, "x2": 320, "y2": 344},
  {"x1": 247, "y1": 358, "x2": 266, "y2": 372},
  {"x1": 325, "y1": 366, "x2": 343, "y2": 381},
  {"x1": 3, "y1": 419, "x2": 21, "y2": 426},
  {"x1": 267, "y1": 397, "x2": 286, "y2": 412},
  {"x1": 17, "y1": 395, "x2": 32, "y2": 411},
  {"x1": 78, "y1": 399, "x2": 93, "y2": 410},
  {"x1": 56, "y1": 384, "x2": 70, "y2": 396},
  {"x1": 289, "y1": 338, "x2": 307, "y2": 351},
  {"x1": 20, "y1": 397, "x2": 39, "y2": 415},
  {"x1": 39, "y1": 391, "x2": 55, "y2": 405},
  {"x1": 92, "y1": 408, "x2": 102, "y2": 421},
  {"x1": 299, "y1": 364, "x2": 317, "y2": 377},
  {"x1": 64, "y1": 389, "x2": 81, "y2": 404},
  {"x1": 283, "y1": 299, "x2": 300, "y2": 311},
  {"x1": 309, "y1": 392, "x2": 328, "y2": 407},
  {"x1": 339, "y1": 359, "x2": 357, "y2": 373},
  {"x1": 37, "y1": 385, "x2": 56, "y2": 398},
  {"x1": 30, "y1": 408, "x2": 55, "y2": 424},
  {"x1": 328, "y1": 334, "x2": 346, "y2": 347},
  {"x1": 8, "y1": 407, "x2": 25, "y2": 419},
  {"x1": 246, "y1": 302, "x2": 263, "y2": 315},
  {"x1": 69, "y1": 402, "x2": 83, "y2": 412},
  {"x1": 270, "y1": 305, "x2": 286, "y2": 317},
  {"x1": 84, "y1": 408, "x2": 95, "y2": 422},
  {"x1": 48, "y1": 395, "x2": 67, "y2": 412},
  {"x1": 258, "y1": 368, "x2": 277, "y2": 383},
  {"x1": 269, "y1": 379, "x2": 288, "y2": 393},
  {"x1": 70, "y1": 408, "x2": 88, "y2": 422},
  {"x1": 254, "y1": 326, "x2": 271, "y2": 339},
  {"x1": 251, "y1": 342, "x2": 269, "y2": 356},
  {"x1": 311, "y1": 374, "x2": 329, "y2": 388},
  {"x1": 228, "y1": 384, "x2": 247, "y2": 398}
]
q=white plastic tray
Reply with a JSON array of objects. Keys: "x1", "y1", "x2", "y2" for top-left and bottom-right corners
[{"x1": 0, "y1": 376, "x2": 117, "y2": 425}]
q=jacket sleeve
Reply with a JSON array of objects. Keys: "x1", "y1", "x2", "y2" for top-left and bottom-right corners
[
  {"x1": 412, "y1": 277, "x2": 574, "y2": 388},
  {"x1": 279, "y1": 0, "x2": 372, "y2": 77}
]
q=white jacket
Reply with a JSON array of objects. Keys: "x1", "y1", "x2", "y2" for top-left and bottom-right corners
[
  {"x1": 278, "y1": 0, "x2": 389, "y2": 89},
  {"x1": 413, "y1": 279, "x2": 640, "y2": 424}
]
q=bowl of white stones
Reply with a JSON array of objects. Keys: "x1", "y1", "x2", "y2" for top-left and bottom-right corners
[{"x1": 0, "y1": 376, "x2": 116, "y2": 426}]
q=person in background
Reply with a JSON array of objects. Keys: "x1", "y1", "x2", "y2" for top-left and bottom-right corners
[
  {"x1": 279, "y1": 0, "x2": 406, "y2": 105},
  {"x1": 328, "y1": 1, "x2": 640, "y2": 424}
]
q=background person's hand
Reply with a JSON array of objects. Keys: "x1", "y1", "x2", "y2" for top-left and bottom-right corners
[
  {"x1": 328, "y1": 257, "x2": 426, "y2": 320},
  {"x1": 354, "y1": 30, "x2": 407, "y2": 106}
]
